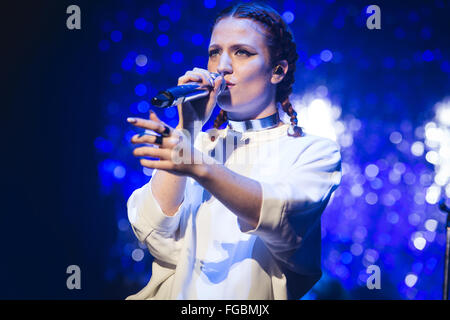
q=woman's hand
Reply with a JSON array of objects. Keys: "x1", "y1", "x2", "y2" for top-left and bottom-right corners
[
  {"x1": 176, "y1": 67, "x2": 224, "y2": 130},
  {"x1": 128, "y1": 111, "x2": 207, "y2": 178}
]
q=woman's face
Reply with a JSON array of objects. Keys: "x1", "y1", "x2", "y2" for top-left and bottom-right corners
[{"x1": 207, "y1": 17, "x2": 276, "y2": 120}]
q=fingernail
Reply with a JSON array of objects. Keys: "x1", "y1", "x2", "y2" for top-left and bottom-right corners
[{"x1": 127, "y1": 117, "x2": 137, "y2": 123}]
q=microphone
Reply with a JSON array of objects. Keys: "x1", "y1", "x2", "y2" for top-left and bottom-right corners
[{"x1": 151, "y1": 72, "x2": 224, "y2": 108}]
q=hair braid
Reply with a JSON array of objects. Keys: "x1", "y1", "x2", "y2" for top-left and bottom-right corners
[
  {"x1": 211, "y1": 1, "x2": 302, "y2": 137},
  {"x1": 210, "y1": 108, "x2": 228, "y2": 141}
]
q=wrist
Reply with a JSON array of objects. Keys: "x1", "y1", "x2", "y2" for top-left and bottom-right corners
[
  {"x1": 189, "y1": 152, "x2": 217, "y2": 181},
  {"x1": 190, "y1": 163, "x2": 210, "y2": 181}
]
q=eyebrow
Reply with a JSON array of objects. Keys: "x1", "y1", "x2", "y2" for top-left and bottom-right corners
[{"x1": 208, "y1": 43, "x2": 256, "y2": 51}]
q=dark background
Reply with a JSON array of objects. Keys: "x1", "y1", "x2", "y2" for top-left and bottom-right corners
[{"x1": 1, "y1": 1, "x2": 115, "y2": 298}]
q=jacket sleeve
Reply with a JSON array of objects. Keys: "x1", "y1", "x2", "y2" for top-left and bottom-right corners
[
  {"x1": 127, "y1": 169, "x2": 189, "y2": 267},
  {"x1": 239, "y1": 137, "x2": 342, "y2": 273}
]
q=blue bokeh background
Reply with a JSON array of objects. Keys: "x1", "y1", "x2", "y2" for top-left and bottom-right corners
[{"x1": 2, "y1": 0, "x2": 449, "y2": 299}]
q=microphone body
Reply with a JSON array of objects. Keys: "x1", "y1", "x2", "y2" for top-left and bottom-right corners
[{"x1": 151, "y1": 72, "x2": 223, "y2": 108}]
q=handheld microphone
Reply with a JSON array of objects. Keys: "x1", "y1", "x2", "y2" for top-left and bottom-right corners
[{"x1": 151, "y1": 72, "x2": 224, "y2": 108}]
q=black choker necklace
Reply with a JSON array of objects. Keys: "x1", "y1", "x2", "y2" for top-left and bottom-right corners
[{"x1": 227, "y1": 112, "x2": 280, "y2": 133}]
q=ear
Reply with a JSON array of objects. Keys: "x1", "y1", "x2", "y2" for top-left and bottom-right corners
[{"x1": 270, "y1": 60, "x2": 288, "y2": 84}]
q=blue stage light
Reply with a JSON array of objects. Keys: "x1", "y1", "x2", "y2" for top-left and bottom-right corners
[
  {"x1": 157, "y1": 34, "x2": 169, "y2": 46},
  {"x1": 137, "y1": 101, "x2": 150, "y2": 113},
  {"x1": 164, "y1": 107, "x2": 177, "y2": 119},
  {"x1": 282, "y1": 11, "x2": 295, "y2": 24},
  {"x1": 121, "y1": 57, "x2": 134, "y2": 71},
  {"x1": 169, "y1": 9, "x2": 181, "y2": 22},
  {"x1": 113, "y1": 165, "x2": 126, "y2": 179},
  {"x1": 204, "y1": 0, "x2": 216, "y2": 9},
  {"x1": 320, "y1": 50, "x2": 333, "y2": 62},
  {"x1": 135, "y1": 84, "x2": 147, "y2": 97},
  {"x1": 341, "y1": 252, "x2": 353, "y2": 264},
  {"x1": 134, "y1": 17, "x2": 147, "y2": 30},
  {"x1": 422, "y1": 50, "x2": 434, "y2": 62},
  {"x1": 110, "y1": 30, "x2": 123, "y2": 42},
  {"x1": 118, "y1": 218, "x2": 129, "y2": 232},
  {"x1": 158, "y1": 20, "x2": 170, "y2": 32},
  {"x1": 171, "y1": 51, "x2": 184, "y2": 64},
  {"x1": 135, "y1": 54, "x2": 148, "y2": 67},
  {"x1": 191, "y1": 33, "x2": 204, "y2": 46},
  {"x1": 159, "y1": 3, "x2": 170, "y2": 16}
]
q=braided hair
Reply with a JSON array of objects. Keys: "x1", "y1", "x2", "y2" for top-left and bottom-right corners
[{"x1": 210, "y1": 1, "x2": 302, "y2": 137}]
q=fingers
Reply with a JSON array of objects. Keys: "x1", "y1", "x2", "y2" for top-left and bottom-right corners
[
  {"x1": 194, "y1": 67, "x2": 215, "y2": 87},
  {"x1": 131, "y1": 132, "x2": 181, "y2": 149},
  {"x1": 178, "y1": 68, "x2": 215, "y2": 88},
  {"x1": 133, "y1": 146, "x2": 172, "y2": 160},
  {"x1": 139, "y1": 159, "x2": 174, "y2": 170},
  {"x1": 178, "y1": 73, "x2": 199, "y2": 86},
  {"x1": 127, "y1": 116, "x2": 173, "y2": 136},
  {"x1": 212, "y1": 73, "x2": 225, "y2": 93}
]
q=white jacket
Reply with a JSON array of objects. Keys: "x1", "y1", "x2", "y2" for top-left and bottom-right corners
[{"x1": 126, "y1": 122, "x2": 342, "y2": 299}]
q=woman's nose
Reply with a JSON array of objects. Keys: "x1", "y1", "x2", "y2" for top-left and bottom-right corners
[{"x1": 217, "y1": 53, "x2": 232, "y2": 75}]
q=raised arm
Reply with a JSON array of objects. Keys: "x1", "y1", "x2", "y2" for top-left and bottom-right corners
[
  {"x1": 195, "y1": 164, "x2": 263, "y2": 229},
  {"x1": 129, "y1": 112, "x2": 202, "y2": 216}
]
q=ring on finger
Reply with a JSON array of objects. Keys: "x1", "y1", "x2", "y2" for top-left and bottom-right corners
[
  {"x1": 154, "y1": 135, "x2": 163, "y2": 145},
  {"x1": 161, "y1": 125, "x2": 171, "y2": 137}
]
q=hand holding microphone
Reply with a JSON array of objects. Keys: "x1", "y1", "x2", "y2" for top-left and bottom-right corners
[
  {"x1": 152, "y1": 68, "x2": 225, "y2": 130},
  {"x1": 128, "y1": 68, "x2": 225, "y2": 178}
]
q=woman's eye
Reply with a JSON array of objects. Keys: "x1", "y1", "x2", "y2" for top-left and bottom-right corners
[
  {"x1": 208, "y1": 48, "x2": 254, "y2": 58},
  {"x1": 208, "y1": 50, "x2": 219, "y2": 57},
  {"x1": 236, "y1": 49, "x2": 251, "y2": 56}
]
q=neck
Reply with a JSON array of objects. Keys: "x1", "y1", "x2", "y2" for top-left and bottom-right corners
[{"x1": 227, "y1": 100, "x2": 279, "y2": 121}]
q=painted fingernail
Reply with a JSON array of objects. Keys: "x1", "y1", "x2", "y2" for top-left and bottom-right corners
[{"x1": 127, "y1": 117, "x2": 137, "y2": 123}]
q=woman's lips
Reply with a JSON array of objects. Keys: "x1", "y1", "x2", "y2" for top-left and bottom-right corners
[{"x1": 219, "y1": 80, "x2": 234, "y2": 93}]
